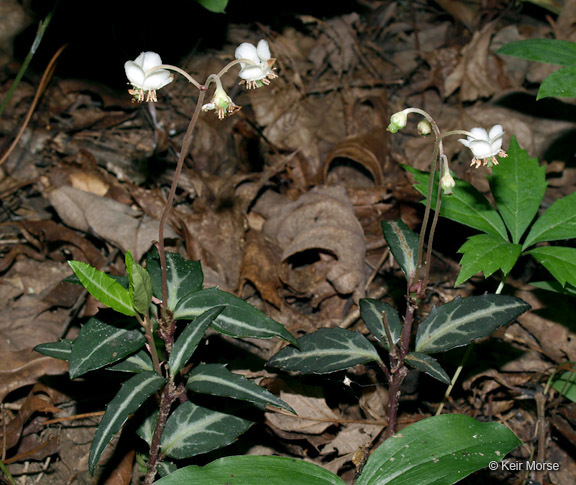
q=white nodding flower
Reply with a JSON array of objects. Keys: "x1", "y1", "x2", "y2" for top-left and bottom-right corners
[
  {"x1": 201, "y1": 86, "x2": 241, "y2": 120},
  {"x1": 235, "y1": 39, "x2": 277, "y2": 89},
  {"x1": 125, "y1": 52, "x2": 173, "y2": 102},
  {"x1": 458, "y1": 125, "x2": 508, "y2": 168}
]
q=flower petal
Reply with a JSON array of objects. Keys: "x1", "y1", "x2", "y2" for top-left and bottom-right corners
[
  {"x1": 125, "y1": 61, "x2": 146, "y2": 88},
  {"x1": 238, "y1": 65, "x2": 266, "y2": 81},
  {"x1": 468, "y1": 139, "x2": 495, "y2": 159},
  {"x1": 488, "y1": 124, "x2": 504, "y2": 140},
  {"x1": 256, "y1": 39, "x2": 271, "y2": 61},
  {"x1": 139, "y1": 51, "x2": 163, "y2": 71},
  {"x1": 143, "y1": 70, "x2": 173, "y2": 90},
  {"x1": 235, "y1": 42, "x2": 259, "y2": 63},
  {"x1": 457, "y1": 138, "x2": 471, "y2": 148},
  {"x1": 468, "y1": 127, "x2": 490, "y2": 142}
]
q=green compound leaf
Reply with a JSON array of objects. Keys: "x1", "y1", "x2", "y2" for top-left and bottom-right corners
[
  {"x1": 380, "y1": 220, "x2": 419, "y2": 280},
  {"x1": 538, "y1": 65, "x2": 576, "y2": 99},
  {"x1": 415, "y1": 294, "x2": 530, "y2": 354},
  {"x1": 125, "y1": 251, "x2": 152, "y2": 315},
  {"x1": 488, "y1": 137, "x2": 546, "y2": 244},
  {"x1": 356, "y1": 414, "x2": 521, "y2": 485},
  {"x1": 523, "y1": 191, "x2": 576, "y2": 249},
  {"x1": 195, "y1": 0, "x2": 228, "y2": 14},
  {"x1": 174, "y1": 288, "x2": 297, "y2": 346},
  {"x1": 146, "y1": 248, "x2": 203, "y2": 312},
  {"x1": 267, "y1": 328, "x2": 382, "y2": 374},
  {"x1": 405, "y1": 352, "x2": 450, "y2": 385},
  {"x1": 359, "y1": 298, "x2": 402, "y2": 349},
  {"x1": 155, "y1": 455, "x2": 346, "y2": 485},
  {"x1": 403, "y1": 165, "x2": 507, "y2": 239},
  {"x1": 160, "y1": 401, "x2": 253, "y2": 460},
  {"x1": 187, "y1": 363, "x2": 295, "y2": 414},
  {"x1": 34, "y1": 339, "x2": 73, "y2": 360},
  {"x1": 530, "y1": 280, "x2": 576, "y2": 296},
  {"x1": 89, "y1": 371, "x2": 165, "y2": 474},
  {"x1": 552, "y1": 368, "x2": 576, "y2": 402},
  {"x1": 525, "y1": 246, "x2": 576, "y2": 287},
  {"x1": 456, "y1": 234, "x2": 522, "y2": 286},
  {"x1": 69, "y1": 317, "x2": 146, "y2": 379},
  {"x1": 497, "y1": 39, "x2": 576, "y2": 66},
  {"x1": 169, "y1": 306, "x2": 225, "y2": 378},
  {"x1": 68, "y1": 260, "x2": 135, "y2": 316}
]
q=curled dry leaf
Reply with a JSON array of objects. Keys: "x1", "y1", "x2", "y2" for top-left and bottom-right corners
[
  {"x1": 261, "y1": 186, "x2": 366, "y2": 304},
  {"x1": 45, "y1": 185, "x2": 176, "y2": 261}
]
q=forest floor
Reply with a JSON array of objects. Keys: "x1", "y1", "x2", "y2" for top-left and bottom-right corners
[{"x1": 1, "y1": 0, "x2": 576, "y2": 483}]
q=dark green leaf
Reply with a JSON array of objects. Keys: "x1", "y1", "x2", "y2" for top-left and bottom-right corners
[
  {"x1": 267, "y1": 328, "x2": 381, "y2": 374},
  {"x1": 174, "y1": 288, "x2": 297, "y2": 346},
  {"x1": 488, "y1": 137, "x2": 546, "y2": 244},
  {"x1": 497, "y1": 39, "x2": 576, "y2": 66},
  {"x1": 89, "y1": 371, "x2": 165, "y2": 474},
  {"x1": 359, "y1": 298, "x2": 402, "y2": 349},
  {"x1": 538, "y1": 65, "x2": 576, "y2": 99},
  {"x1": 357, "y1": 414, "x2": 521, "y2": 485},
  {"x1": 169, "y1": 307, "x2": 224, "y2": 377},
  {"x1": 108, "y1": 349, "x2": 154, "y2": 373},
  {"x1": 68, "y1": 261, "x2": 135, "y2": 316},
  {"x1": 380, "y1": 220, "x2": 419, "y2": 280},
  {"x1": 403, "y1": 165, "x2": 507, "y2": 239},
  {"x1": 523, "y1": 192, "x2": 576, "y2": 249},
  {"x1": 455, "y1": 234, "x2": 522, "y2": 285},
  {"x1": 187, "y1": 363, "x2": 295, "y2": 413},
  {"x1": 415, "y1": 295, "x2": 530, "y2": 354},
  {"x1": 160, "y1": 401, "x2": 253, "y2": 459},
  {"x1": 155, "y1": 455, "x2": 346, "y2": 485},
  {"x1": 34, "y1": 339, "x2": 73, "y2": 360},
  {"x1": 526, "y1": 246, "x2": 576, "y2": 287},
  {"x1": 405, "y1": 352, "x2": 450, "y2": 384},
  {"x1": 146, "y1": 248, "x2": 203, "y2": 312},
  {"x1": 69, "y1": 317, "x2": 146, "y2": 379}
]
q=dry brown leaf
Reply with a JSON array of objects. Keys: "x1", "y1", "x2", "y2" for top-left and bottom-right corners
[
  {"x1": 239, "y1": 229, "x2": 283, "y2": 308},
  {"x1": 266, "y1": 381, "x2": 339, "y2": 435},
  {"x1": 103, "y1": 449, "x2": 136, "y2": 485},
  {"x1": 0, "y1": 349, "x2": 68, "y2": 403},
  {"x1": 444, "y1": 22, "x2": 507, "y2": 101},
  {"x1": 1, "y1": 383, "x2": 63, "y2": 451},
  {"x1": 320, "y1": 423, "x2": 383, "y2": 464},
  {"x1": 45, "y1": 185, "x2": 176, "y2": 261},
  {"x1": 261, "y1": 186, "x2": 366, "y2": 304}
]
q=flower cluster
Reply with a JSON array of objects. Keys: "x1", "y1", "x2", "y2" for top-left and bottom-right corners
[
  {"x1": 124, "y1": 39, "x2": 277, "y2": 121},
  {"x1": 458, "y1": 125, "x2": 508, "y2": 168}
]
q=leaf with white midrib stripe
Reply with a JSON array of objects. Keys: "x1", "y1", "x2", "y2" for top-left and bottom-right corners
[
  {"x1": 146, "y1": 248, "x2": 203, "y2": 312},
  {"x1": 169, "y1": 306, "x2": 224, "y2": 377},
  {"x1": 381, "y1": 220, "x2": 418, "y2": 280},
  {"x1": 187, "y1": 364, "x2": 295, "y2": 413},
  {"x1": 89, "y1": 371, "x2": 165, "y2": 474},
  {"x1": 267, "y1": 328, "x2": 382, "y2": 374},
  {"x1": 160, "y1": 401, "x2": 253, "y2": 459},
  {"x1": 415, "y1": 294, "x2": 530, "y2": 354},
  {"x1": 173, "y1": 288, "x2": 298, "y2": 346},
  {"x1": 34, "y1": 339, "x2": 73, "y2": 360},
  {"x1": 68, "y1": 317, "x2": 146, "y2": 379}
]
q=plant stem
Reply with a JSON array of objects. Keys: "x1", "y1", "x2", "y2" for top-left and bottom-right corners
[
  {"x1": 157, "y1": 88, "x2": 207, "y2": 347},
  {"x1": 145, "y1": 381, "x2": 178, "y2": 485}
]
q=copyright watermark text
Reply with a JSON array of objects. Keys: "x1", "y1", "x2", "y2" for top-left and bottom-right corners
[{"x1": 489, "y1": 460, "x2": 560, "y2": 472}]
